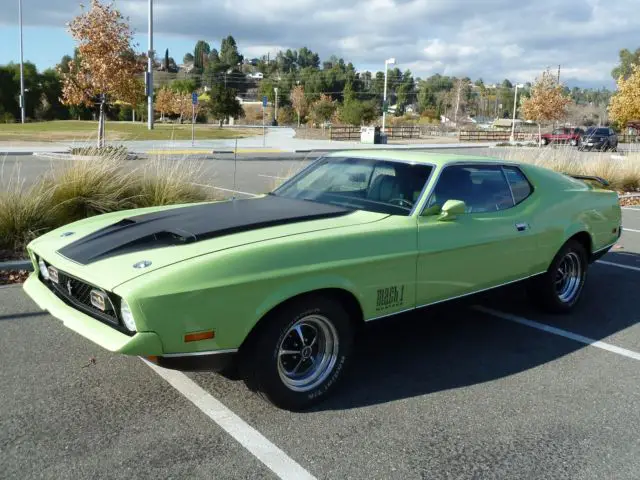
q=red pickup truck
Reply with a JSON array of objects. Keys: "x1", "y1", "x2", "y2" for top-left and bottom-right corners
[{"x1": 540, "y1": 127, "x2": 585, "y2": 146}]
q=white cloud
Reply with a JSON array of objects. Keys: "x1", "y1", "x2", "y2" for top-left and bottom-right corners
[{"x1": 1, "y1": 0, "x2": 637, "y2": 87}]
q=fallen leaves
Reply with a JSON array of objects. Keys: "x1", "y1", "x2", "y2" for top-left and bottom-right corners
[{"x1": 0, "y1": 270, "x2": 29, "y2": 285}]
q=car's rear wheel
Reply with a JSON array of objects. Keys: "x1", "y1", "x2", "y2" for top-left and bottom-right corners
[
  {"x1": 240, "y1": 295, "x2": 354, "y2": 411},
  {"x1": 527, "y1": 239, "x2": 588, "y2": 313},
  {"x1": 541, "y1": 138, "x2": 548, "y2": 146},
  {"x1": 570, "y1": 138, "x2": 578, "y2": 146}
]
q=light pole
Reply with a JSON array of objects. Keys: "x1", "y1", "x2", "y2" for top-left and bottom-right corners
[
  {"x1": 147, "y1": 0, "x2": 154, "y2": 130},
  {"x1": 510, "y1": 83, "x2": 524, "y2": 142},
  {"x1": 18, "y1": 0, "x2": 25, "y2": 124},
  {"x1": 274, "y1": 87, "x2": 279, "y2": 123},
  {"x1": 382, "y1": 57, "x2": 396, "y2": 134}
]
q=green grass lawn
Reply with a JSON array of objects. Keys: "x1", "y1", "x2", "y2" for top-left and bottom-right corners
[{"x1": 0, "y1": 120, "x2": 258, "y2": 142}]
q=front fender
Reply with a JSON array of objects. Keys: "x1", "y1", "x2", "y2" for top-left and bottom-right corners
[{"x1": 254, "y1": 274, "x2": 361, "y2": 322}]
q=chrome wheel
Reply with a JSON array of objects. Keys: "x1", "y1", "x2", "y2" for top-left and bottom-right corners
[
  {"x1": 277, "y1": 314, "x2": 339, "y2": 392},
  {"x1": 554, "y1": 252, "x2": 583, "y2": 303}
]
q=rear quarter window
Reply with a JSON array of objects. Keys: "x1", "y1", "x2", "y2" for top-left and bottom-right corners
[{"x1": 503, "y1": 166, "x2": 533, "y2": 204}]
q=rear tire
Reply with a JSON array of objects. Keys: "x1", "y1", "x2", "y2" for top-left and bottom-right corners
[
  {"x1": 240, "y1": 295, "x2": 354, "y2": 411},
  {"x1": 541, "y1": 138, "x2": 548, "y2": 146},
  {"x1": 527, "y1": 239, "x2": 588, "y2": 313}
]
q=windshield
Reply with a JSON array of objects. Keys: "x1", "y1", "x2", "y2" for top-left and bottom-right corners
[
  {"x1": 272, "y1": 156, "x2": 433, "y2": 215},
  {"x1": 585, "y1": 127, "x2": 609, "y2": 135}
]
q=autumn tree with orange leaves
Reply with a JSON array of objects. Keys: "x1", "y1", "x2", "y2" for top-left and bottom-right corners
[
  {"x1": 608, "y1": 64, "x2": 640, "y2": 129},
  {"x1": 155, "y1": 87, "x2": 174, "y2": 121},
  {"x1": 59, "y1": 0, "x2": 144, "y2": 146},
  {"x1": 521, "y1": 69, "x2": 572, "y2": 146}
]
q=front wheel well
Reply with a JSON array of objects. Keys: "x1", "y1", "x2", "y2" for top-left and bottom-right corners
[{"x1": 238, "y1": 288, "x2": 364, "y2": 354}]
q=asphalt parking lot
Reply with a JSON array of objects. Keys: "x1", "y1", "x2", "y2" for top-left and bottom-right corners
[{"x1": 1, "y1": 167, "x2": 640, "y2": 479}]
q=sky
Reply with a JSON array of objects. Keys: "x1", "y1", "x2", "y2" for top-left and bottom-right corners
[{"x1": 0, "y1": 0, "x2": 637, "y2": 89}]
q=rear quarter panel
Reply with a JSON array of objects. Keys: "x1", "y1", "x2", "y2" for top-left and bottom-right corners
[
  {"x1": 114, "y1": 215, "x2": 418, "y2": 354},
  {"x1": 521, "y1": 164, "x2": 621, "y2": 271}
]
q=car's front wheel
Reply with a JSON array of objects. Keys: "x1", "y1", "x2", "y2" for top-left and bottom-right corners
[
  {"x1": 240, "y1": 295, "x2": 354, "y2": 410},
  {"x1": 528, "y1": 239, "x2": 588, "y2": 313}
]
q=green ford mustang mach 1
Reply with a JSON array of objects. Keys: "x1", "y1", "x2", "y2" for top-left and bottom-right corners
[{"x1": 24, "y1": 151, "x2": 621, "y2": 410}]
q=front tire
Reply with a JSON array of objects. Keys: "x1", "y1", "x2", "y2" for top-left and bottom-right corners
[
  {"x1": 240, "y1": 295, "x2": 354, "y2": 411},
  {"x1": 527, "y1": 239, "x2": 588, "y2": 313}
]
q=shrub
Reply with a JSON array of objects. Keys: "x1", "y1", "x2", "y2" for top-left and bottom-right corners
[
  {"x1": 277, "y1": 106, "x2": 295, "y2": 125},
  {"x1": 69, "y1": 145, "x2": 129, "y2": 157},
  {"x1": 43, "y1": 156, "x2": 137, "y2": 225},
  {"x1": 130, "y1": 158, "x2": 215, "y2": 208},
  {"x1": 0, "y1": 180, "x2": 53, "y2": 253}
]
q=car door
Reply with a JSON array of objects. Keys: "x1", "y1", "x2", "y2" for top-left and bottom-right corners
[{"x1": 415, "y1": 164, "x2": 538, "y2": 306}]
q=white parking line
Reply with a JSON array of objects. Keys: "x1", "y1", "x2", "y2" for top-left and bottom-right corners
[
  {"x1": 623, "y1": 228, "x2": 640, "y2": 233},
  {"x1": 623, "y1": 207, "x2": 640, "y2": 212},
  {"x1": 474, "y1": 306, "x2": 640, "y2": 362},
  {"x1": 143, "y1": 360, "x2": 317, "y2": 480},
  {"x1": 258, "y1": 174, "x2": 288, "y2": 180},
  {"x1": 191, "y1": 183, "x2": 259, "y2": 197},
  {"x1": 596, "y1": 260, "x2": 640, "y2": 273}
]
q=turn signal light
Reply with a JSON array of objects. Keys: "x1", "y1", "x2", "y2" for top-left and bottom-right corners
[{"x1": 184, "y1": 330, "x2": 215, "y2": 343}]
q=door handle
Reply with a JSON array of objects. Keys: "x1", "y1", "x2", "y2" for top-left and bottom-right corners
[{"x1": 516, "y1": 222, "x2": 529, "y2": 232}]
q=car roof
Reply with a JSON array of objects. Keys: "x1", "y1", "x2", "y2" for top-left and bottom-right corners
[{"x1": 324, "y1": 150, "x2": 514, "y2": 168}]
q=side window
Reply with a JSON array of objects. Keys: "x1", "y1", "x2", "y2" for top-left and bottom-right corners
[
  {"x1": 503, "y1": 166, "x2": 533, "y2": 204},
  {"x1": 552, "y1": 128, "x2": 563, "y2": 135},
  {"x1": 428, "y1": 165, "x2": 514, "y2": 213}
]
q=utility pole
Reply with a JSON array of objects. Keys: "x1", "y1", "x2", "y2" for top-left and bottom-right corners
[
  {"x1": 18, "y1": 0, "x2": 25, "y2": 124},
  {"x1": 454, "y1": 79, "x2": 462, "y2": 126},
  {"x1": 382, "y1": 58, "x2": 396, "y2": 133},
  {"x1": 147, "y1": 0, "x2": 154, "y2": 130},
  {"x1": 557, "y1": 65, "x2": 561, "y2": 84},
  {"x1": 274, "y1": 87, "x2": 279, "y2": 122}
]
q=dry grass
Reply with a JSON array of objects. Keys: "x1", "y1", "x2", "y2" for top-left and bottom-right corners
[
  {"x1": 492, "y1": 144, "x2": 640, "y2": 192},
  {"x1": 0, "y1": 153, "x2": 221, "y2": 256},
  {"x1": 131, "y1": 157, "x2": 213, "y2": 208},
  {"x1": 0, "y1": 177, "x2": 53, "y2": 252}
]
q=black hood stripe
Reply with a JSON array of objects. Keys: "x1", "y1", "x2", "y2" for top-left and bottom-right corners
[{"x1": 57, "y1": 196, "x2": 353, "y2": 265}]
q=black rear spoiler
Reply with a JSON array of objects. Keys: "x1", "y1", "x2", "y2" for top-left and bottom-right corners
[{"x1": 565, "y1": 174, "x2": 610, "y2": 187}]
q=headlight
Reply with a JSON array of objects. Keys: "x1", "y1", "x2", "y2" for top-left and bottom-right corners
[
  {"x1": 38, "y1": 258, "x2": 49, "y2": 280},
  {"x1": 120, "y1": 299, "x2": 137, "y2": 332}
]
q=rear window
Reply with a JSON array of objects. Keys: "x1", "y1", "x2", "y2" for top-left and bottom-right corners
[
  {"x1": 503, "y1": 166, "x2": 533, "y2": 204},
  {"x1": 586, "y1": 128, "x2": 609, "y2": 135}
]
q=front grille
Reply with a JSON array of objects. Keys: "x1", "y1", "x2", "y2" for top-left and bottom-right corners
[{"x1": 39, "y1": 258, "x2": 130, "y2": 334}]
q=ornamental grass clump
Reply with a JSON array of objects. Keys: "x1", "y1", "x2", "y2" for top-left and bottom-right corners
[{"x1": 129, "y1": 157, "x2": 218, "y2": 208}]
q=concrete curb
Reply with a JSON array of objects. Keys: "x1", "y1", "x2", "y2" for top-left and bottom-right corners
[{"x1": 0, "y1": 260, "x2": 33, "y2": 272}]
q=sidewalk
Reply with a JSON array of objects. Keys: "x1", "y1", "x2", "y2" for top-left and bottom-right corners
[{"x1": 1, "y1": 128, "x2": 495, "y2": 155}]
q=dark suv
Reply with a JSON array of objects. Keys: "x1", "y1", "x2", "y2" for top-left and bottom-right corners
[{"x1": 579, "y1": 127, "x2": 618, "y2": 151}]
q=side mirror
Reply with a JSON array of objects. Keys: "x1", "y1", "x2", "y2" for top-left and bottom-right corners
[{"x1": 438, "y1": 199, "x2": 466, "y2": 221}]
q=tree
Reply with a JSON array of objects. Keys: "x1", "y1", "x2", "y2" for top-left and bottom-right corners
[
  {"x1": 194, "y1": 40, "x2": 211, "y2": 70},
  {"x1": 58, "y1": 55, "x2": 73, "y2": 74},
  {"x1": 59, "y1": 0, "x2": 144, "y2": 147},
  {"x1": 219, "y1": 36, "x2": 242, "y2": 68},
  {"x1": 183, "y1": 52, "x2": 194, "y2": 64},
  {"x1": 164, "y1": 48, "x2": 170, "y2": 71},
  {"x1": 309, "y1": 94, "x2": 337, "y2": 125},
  {"x1": 521, "y1": 69, "x2": 572, "y2": 146},
  {"x1": 155, "y1": 86, "x2": 174, "y2": 121},
  {"x1": 206, "y1": 83, "x2": 243, "y2": 127},
  {"x1": 290, "y1": 85, "x2": 307, "y2": 127},
  {"x1": 611, "y1": 48, "x2": 640, "y2": 81},
  {"x1": 338, "y1": 100, "x2": 378, "y2": 126},
  {"x1": 609, "y1": 64, "x2": 640, "y2": 128},
  {"x1": 170, "y1": 78, "x2": 196, "y2": 94}
]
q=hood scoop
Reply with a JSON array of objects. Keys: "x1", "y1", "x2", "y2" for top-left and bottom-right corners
[{"x1": 57, "y1": 196, "x2": 352, "y2": 265}]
